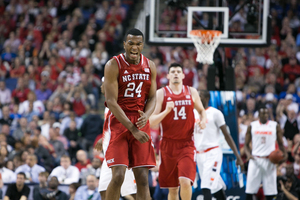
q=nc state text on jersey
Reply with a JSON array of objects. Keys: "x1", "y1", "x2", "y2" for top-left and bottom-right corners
[
  {"x1": 174, "y1": 100, "x2": 192, "y2": 106},
  {"x1": 122, "y1": 74, "x2": 150, "y2": 82}
]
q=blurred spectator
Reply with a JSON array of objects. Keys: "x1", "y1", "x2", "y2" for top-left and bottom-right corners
[
  {"x1": 31, "y1": 136, "x2": 53, "y2": 172},
  {"x1": 22, "y1": 102, "x2": 40, "y2": 123},
  {"x1": 4, "y1": 172, "x2": 30, "y2": 200},
  {"x1": 69, "y1": 183, "x2": 81, "y2": 200},
  {"x1": 10, "y1": 57, "x2": 25, "y2": 78},
  {"x1": 0, "y1": 106, "x2": 13, "y2": 126},
  {"x1": 0, "y1": 155, "x2": 15, "y2": 183},
  {"x1": 63, "y1": 120, "x2": 80, "y2": 163},
  {"x1": 67, "y1": 84, "x2": 87, "y2": 117},
  {"x1": 182, "y1": 59, "x2": 199, "y2": 89},
  {"x1": 33, "y1": 172, "x2": 49, "y2": 200},
  {"x1": 50, "y1": 155, "x2": 80, "y2": 184},
  {"x1": 74, "y1": 174, "x2": 100, "y2": 200},
  {"x1": 53, "y1": 122, "x2": 68, "y2": 150},
  {"x1": 80, "y1": 156, "x2": 102, "y2": 184},
  {"x1": 11, "y1": 77, "x2": 30, "y2": 103},
  {"x1": 15, "y1": 154, "x2": 46, "y2": 183},
  {"x1": 0, "y1": 124, "x2": 15, "y2": 148},
  {"x1": 12, "y1": 117, "x2": 28, "y2": 141},
  {"x1": 60, "y1": 111, "x2": 83, "y2": 135},
  {"x1": 75, "y1": 150, "x2": 90, "y2": 172},
  {"x1": 49, "y1": 127, "x2": 66, "y2": 164},
  {"x1": 18, "y1": 91, "x2": 45, "y2": 115},
  {"x1": 239, "y1": 98, "x2": 258, "y2": 119},
  {"x1": 277, "y1": 175, "x2": 299, "y2": 200},
  {"x1": 35, "y1": 176, "x2": 69, "y2": 200},
  {"x1": 277, "y1": 102, "x2": 300, "y2": 140},
  {"x1": 80, "y1": 107, "x2": 103, "y2": 151},
  {"x1": 0, "y1": 80, "x2": 11, "y2": 106},
  {"x1": 35, "y1": 82, "x2": 52, "y2": 103}
]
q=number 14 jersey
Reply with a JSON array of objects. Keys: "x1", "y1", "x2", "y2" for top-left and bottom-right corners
[
  {"x1": 160, "y1": 85, "x2": 194, "y2": 140},
  {"x1": 114, "y1": 53, "x2": 152, "y2": 114}
]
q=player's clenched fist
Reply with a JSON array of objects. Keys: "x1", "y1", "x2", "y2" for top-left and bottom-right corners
[
  {"x1": 166, "y1": 101, "x2": 175, "y2": 112},
  {"x1": 197, "y1": 120, "x2": 206, "y2": 129}
]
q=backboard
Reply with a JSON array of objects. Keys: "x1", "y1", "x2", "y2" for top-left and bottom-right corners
[{"x1": 146, "y1": 0, "x2": 271, "y2": 47}]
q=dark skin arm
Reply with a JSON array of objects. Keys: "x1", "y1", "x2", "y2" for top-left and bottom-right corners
[
  {"x1": 244, "y1": 125, "x2": 254, "y2": 161},
  {"x1": 104, "y1": 58, "x2": 155, "y2": 144},
  {"x1": 220, "y1": 125, "x2": 244, "y2": 171},
  {"x1": 277, "y1": 124, "x2": 288, "y2": 162},
  {"x1": 136, "y1": 60, "x2": 157, "y2": 129}
]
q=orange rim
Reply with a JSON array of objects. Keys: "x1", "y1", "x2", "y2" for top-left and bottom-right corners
[{"x1": 190, "y1": 30, "x2": 222, "y2": 37}]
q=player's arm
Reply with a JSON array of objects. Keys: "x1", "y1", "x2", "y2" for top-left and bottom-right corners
[
  {"x1": 191, "y1": 87, "x2": 206, "y2": 129},
  {"x1": 220, "y1": 125, "x2": 244, "y2": 171},
  {"x1": 244, "y1": 125, "x2": 253, "y2": 161},
  {"x1": 276, "y1": 124, "x2": 288, "y2": 161},
  {"x1": 136, "y1": 60, "x2": 157, "y2": 128},
  {"x1": 104, "y1": 59, "x2": 146, "y2": 142},
  {"x1": 149, "y1": 89, "x2": 173, "y2": 128}
]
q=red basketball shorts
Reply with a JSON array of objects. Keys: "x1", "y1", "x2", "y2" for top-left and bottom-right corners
[
  {"x1": 159, "y1": 138, "x2": 196, "y2": 188},
  {"x1": 105, "y1": 114, "x2": 156, "y2": 168}
]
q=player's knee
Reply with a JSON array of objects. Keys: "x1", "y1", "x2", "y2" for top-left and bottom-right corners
[
  {"x1": 168, "y1": 188, "x2": 179, "y2": 196},
  {"x1": 111, "y1": 168, "x2": 126, "y2": 185},
  {"x1": 179, "y1": 178, "x2": 191, "y2": 190},
  {"x1": 133, "y1": 168, "x2": 149, "y2": 186}
]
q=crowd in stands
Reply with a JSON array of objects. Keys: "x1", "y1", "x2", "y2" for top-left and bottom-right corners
[{"x1": 0, "y1": 0, "x2": 137, "y2": 199}]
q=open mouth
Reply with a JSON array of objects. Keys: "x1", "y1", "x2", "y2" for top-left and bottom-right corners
[{"x1": 130, "y1": 52, "x2": 138, "y2": 58}]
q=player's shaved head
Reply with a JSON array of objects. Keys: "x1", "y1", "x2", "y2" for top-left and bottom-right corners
[
  {"x1": 124, "y1": 28, "x2": 144, "y2": 41},
  {"x1": 199, "y1": 90, "x2": 210, "y2": 100}
]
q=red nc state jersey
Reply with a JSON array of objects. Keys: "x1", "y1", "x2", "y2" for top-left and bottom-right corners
[
  {"x1": 160, "y1": 85, "x2": 195, "y2": 140},
  {"x1": 114, "y1": 53, "x2": 152, "y2": 114}
]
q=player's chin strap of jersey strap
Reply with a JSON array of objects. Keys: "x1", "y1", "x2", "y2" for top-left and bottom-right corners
[{"x1": 196, "y1": 146, "x2": 219, "y2": 154}]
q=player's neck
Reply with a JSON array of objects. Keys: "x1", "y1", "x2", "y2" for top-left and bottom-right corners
[{"x1": 169, "y1": 84, "x2": 182, "y2": 94}]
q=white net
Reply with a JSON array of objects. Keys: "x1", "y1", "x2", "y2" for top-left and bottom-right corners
[{"x1": 190, "y1": 30, "x2": 221, "y2": 65}]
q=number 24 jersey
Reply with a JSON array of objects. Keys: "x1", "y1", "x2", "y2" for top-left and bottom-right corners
[{"x1": 114, "y1": 53, "x2": 152, "y2": 114}]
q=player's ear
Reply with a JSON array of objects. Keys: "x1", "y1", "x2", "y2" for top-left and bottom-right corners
[
  {"x1": 182, "y1": 73, "x2": 185, "y2": 79},
  {"x1": 166, "y1": 73, "x2": 170, "y2": 80}
]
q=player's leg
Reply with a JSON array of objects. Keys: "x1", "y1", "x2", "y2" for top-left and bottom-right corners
[
  {"x1": 245, "y1": 159, "x2": 263, "y2": 197},
  {"x1": 178, "y1": 177, "x2": 192, "y2": 200},
  {"x1": 177, "y1": 143, "x2": 196, "y2": 200},
  {"x1": 132, "y1": 167, "x2": 151, "y2": 200},
  {"x1": 105, "y1": 166, "x2": 126, "y2": 200},
  {"x1": 213, "y1": 189, "x2": 226, "y2": 200},
  {"x1": 262, "y1": 160, "x2": 277, "y2": 198},
  {"x1": 168, "y1": 187, "x2": 179, "y2": 200},
  {"x1": 246, "y1": 194, "x2": 257, "y2": 200},
  {"x1": 100, "y1": 191, "x2": 106, "y2": 200},
  {"x1": 196, "y1": 153, "x2": 212, "y2": 200}
]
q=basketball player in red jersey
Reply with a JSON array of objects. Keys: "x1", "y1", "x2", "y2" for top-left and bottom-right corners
[
  {"x1": 103, "y1": 28, "x2": 157, "y2": 200},
  {"x1": 149, "y1": 63, "x2": 207, "y2": 200}
]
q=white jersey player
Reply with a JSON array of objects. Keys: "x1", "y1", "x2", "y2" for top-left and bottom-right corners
[
  {"x1": 244, "y1": 106, "x2": 287, "y2": 200},
  {"x1": 94, "y1": 80, "x2": 136, "y2": 200},
  {"x1": 194, "y1": 91, "x2": 244, "y2": 200}
]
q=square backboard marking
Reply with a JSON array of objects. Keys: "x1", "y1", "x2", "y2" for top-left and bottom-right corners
[
  {"x1": 148, "y1": 0, "x2": 270, "y2": 46},
  {"x1": 187, "y1": 7, "x2": 229, "y2": 39}
]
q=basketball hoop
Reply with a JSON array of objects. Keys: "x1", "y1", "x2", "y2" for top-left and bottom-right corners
[{"x1": 189, "y1": 30, "x2": 222, "y2": 65}]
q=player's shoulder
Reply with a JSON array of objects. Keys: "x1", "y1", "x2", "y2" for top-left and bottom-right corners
[
  {"x1": 268, "y1": 120, "x2": 278, "y2": 126},
  {"x1": 250, "y1": 120, "x2": 259, "y2": 126}
]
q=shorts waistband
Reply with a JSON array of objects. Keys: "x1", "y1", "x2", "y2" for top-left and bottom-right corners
[
  {"x1": 254, "y1": 155, "x2": 269, "y2": 158},
  {"x1": 161, "y1": 137, "x2": 192, "y2": 142},
  {"x1": 196, "y1": 146, "x2": 219, "y2": 154}
]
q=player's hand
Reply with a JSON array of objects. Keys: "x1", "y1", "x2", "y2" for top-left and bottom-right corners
[
  {"x1": 165, "y1": 101, "x2": 174, "y2": 113},
  {"x1": 94, "y1": 138, "x2": 103, "y2": 152},
  {"x1": 236, "y1": 157, "x2": 244, "y2": 171},
  {"x1": 246, "y1": 154, "x2": 255, "y2": 161},
  {"x1": 197, "y1": 120, "x2": 206, "y2": 129},
  {"x1": 136, "y1": 110, "x2": 148, "y2": 129},
  {"x1": 132, "y1": 129, "x2": 149, "y2": 144}
]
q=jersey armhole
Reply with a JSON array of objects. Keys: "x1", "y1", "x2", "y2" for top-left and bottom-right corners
[{"x1": 113, "y1": 56, "x2": 121, "y2": 70}]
